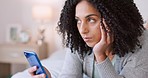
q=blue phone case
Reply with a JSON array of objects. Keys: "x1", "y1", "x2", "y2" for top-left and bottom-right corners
[{"x1": 24, "y1": 51, "x2": 48, "y2": 78}]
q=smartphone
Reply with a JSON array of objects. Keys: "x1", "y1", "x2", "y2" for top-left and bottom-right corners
[{"x1": 24, "y1": 51, "x2": 48, "y2": 78}]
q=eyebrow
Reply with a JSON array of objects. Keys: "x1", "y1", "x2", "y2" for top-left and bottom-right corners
[
  {"x1": 75, "y1": 14, "x2": 100, "y2": 19},
  {"x1": 85, "y1": 14, "x2": 99, "y2": 18}
]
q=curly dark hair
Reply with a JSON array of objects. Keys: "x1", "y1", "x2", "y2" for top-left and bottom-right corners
[{"x1": 57, "y1": 0, "x2": 145, "y2": 57}]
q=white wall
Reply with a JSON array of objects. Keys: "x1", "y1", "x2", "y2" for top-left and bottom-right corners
[
  {"x1": 134, "y1": 0, "x2": 148, "y2": 21},
  {"x1": 0, "y1": 0, "x2": 23, "y2": 42},
  {"x1": 0, "y1": 0, "x2": 65, "y2": 75},
  {"x1": 0, "y1": 0, "x2": 65, "y2": 53}
]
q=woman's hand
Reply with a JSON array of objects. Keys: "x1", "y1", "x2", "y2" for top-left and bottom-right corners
[
  {"x1": 28, "y1": 66, "x2": 51, "y2": 78},
  {"x1": 93, "y1": 19, "x2": 113, "y2": 62}
]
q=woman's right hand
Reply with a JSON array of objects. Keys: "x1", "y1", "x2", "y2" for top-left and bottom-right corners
[
  {"x1": 28, "y1": 66, "x2": 51, "y2": 78},
  {"x1": 93, "y1": 19, "x2": 114, "y2": 62}
]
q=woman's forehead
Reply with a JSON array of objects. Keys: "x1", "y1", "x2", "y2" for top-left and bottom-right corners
[{"x1": 75, "y1": 0, "x2": 100, "y2": 17}]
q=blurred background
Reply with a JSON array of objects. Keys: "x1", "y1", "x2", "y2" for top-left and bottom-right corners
[{"x1": 0, "y1": 0, "x2": 148, "y2": 78}]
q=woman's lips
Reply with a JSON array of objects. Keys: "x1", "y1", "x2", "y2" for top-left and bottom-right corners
[{"x1": 83, "y1": 37, "x2": 92, "y2": 42}]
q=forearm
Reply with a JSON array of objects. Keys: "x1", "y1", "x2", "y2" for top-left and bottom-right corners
[
  {"x1": 96, "y1": 58, "x2": 123, "y2": 78},
  {"x1": 96, "y1": 57, "x2": 148, "y2": 78},
  {"x1": 94, "y1": 52, "x2": 107, "y2": 62}
]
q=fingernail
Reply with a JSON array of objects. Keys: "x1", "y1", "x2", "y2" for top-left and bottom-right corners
[
  {"x1": 33, "y1": 66, "x2": 37, "y2": 70},
  {"x1": 41, "y1": 74, "x2": 45, "y2": 77},
  {"x1": 101, "y1": 26, "x2": 104, "y2": 29}
]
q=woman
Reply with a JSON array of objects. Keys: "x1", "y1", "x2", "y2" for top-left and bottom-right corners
[{"x1": 28, "y1": 0, "x2": 148, "y2": 78}]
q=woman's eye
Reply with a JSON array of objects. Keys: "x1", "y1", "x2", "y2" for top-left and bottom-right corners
[
  {"x1": 88, "y1": 18, "x2": 96, "y2": 23},
  {"x1": 76, "y1": 19, "x2": 81, "y2": 24}
]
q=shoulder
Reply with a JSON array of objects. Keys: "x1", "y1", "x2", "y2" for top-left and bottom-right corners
[
  {"x1": 64, "y1": 48, "x2": 84, "y2": 63},
  {"x1": 134, "y1": 30, "x2": 148, "y2": 58},
  {"x1": 122, "y1": 30, "x2": 148, "y2": 67},
  {"x1": 125, "y1": 30, "x2": 148, "y2": 67},
  {"x1": 136, "y1": 30, "x2": 148, "y2": 59}
]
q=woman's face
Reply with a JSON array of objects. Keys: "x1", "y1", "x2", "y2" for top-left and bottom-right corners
[{"x1": 75, "y1": 1, "x2": 101, "y2": 47}]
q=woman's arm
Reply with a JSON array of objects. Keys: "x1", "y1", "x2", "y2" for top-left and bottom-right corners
[
  {"x1": 94, "y1": 20, "x2": 148, "y2": 78},
  {"x1": 96, "y1": 49, "x2": 148, "y2": 78}
]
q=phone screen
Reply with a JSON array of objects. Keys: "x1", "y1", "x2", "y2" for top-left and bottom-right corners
[
  {"x1": 27, "y1": 54, "x2": 44, "y2": 74},
  {"x1": 24, "y1": 51, "x2": 48, "y2": 78}
]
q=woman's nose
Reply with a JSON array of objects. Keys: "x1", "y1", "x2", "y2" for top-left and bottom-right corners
[{"x1": 79, "y1": 22, "x2": 89, "y2": 34}]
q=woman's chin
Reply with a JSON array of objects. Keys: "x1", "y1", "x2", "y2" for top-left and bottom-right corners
[{"x1": 86, "y1": 43, "x2": 95, "y2": 47}]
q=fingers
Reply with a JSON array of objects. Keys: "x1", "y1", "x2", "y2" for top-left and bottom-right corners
[
  {"x1": 28, "y1": 66, "x2": 37, "y2": 76},
  {"x1": 102, "y1": 18, "x2": 111, "y2": 33},
  {"x1": 100, "y1": 19, "x2": 113, "y2": 44},
  {"x1": 28, "y1": 66, "x2": 46, "y2": 78},
  {"x1": 32, "y1": 74, "x2": 46, "y2": 78},
  {"x1": 44, "y1": 67, "x2": 51, "y2": 77},
  {"x1": 107, "y1": 32, "x2": 113, "y2": 45},
  {"x1": 100, "y1": 19, "x2": 107, "y2": 41}
]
